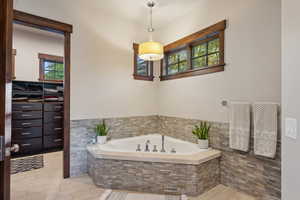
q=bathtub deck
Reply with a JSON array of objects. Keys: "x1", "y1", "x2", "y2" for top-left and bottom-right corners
[{"x1": 87, "y1": 144, "x2": 221, "y2": 165}]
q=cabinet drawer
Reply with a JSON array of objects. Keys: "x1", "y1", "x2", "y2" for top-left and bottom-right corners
[
  {"x1": 12, "y1": 103, "x2": 42, "y2": 111},
  {"x1": 13, "y1": 111, "x2": 42, "y2": 120},
  {"x1": 44, "y1": 103, "x2": 64, "y2": 112},
  {"x1": 44, "y1": 122, "x2": 63, "y2": 136},
  {"x1": 44, "y1": 135, "x2": 63, "y2": 149},
  {"x1": 12, "y1": 119, "x2": 42, "y2": 128},
  {"x1": 12, "y1": 127, "x2": 42, "y2": 139},
  {"x1": 44, "y1": 112, "x2": 63, "y2": 123},
  {"x1": 12, "y1": 138, "x2": 43, "y2": 156}
]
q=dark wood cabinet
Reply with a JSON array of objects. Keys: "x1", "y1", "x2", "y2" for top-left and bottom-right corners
[
  {"x1": 44, "y1": 134, "x2": 64, "y2": 149},
  {"x1": 14, "y1": 138, "x2": 43, "y2": 155},
  {"x1": 44, "y1": 103, "x2": 64, "y2": 112},
  {"x1": 12, "y1": 80, "x2": 64, "y2": 157},
  {"x1": 12, "y1": 127, "x2": 43, "y2": 139},
  {"x1": 12, "y1": 111, "x2": 43, "y2": 120},
  {"x1": 44, "y1": 121, "x2": 63, "y2": 136}
]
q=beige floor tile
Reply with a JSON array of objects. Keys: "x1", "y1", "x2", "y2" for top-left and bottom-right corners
[
  {"x1": 11, "y1": 152, "x2": 255, "y2": 200},
  {"x1": 11, "y1": 151, "x2": 105, "y2": 200},
  {"x1": 189, "y1": 184, "x2": 256, "y2": 200}
]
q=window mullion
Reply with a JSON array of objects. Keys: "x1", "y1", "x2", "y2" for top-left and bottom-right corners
[
  {"x1": 205, "y1": 42, "x2": 209, "y2": 66},
  {"x1": 165, "y1": 53, "x2": 169, "y2": 76},
  {"x1": 146, "y1": 61, "x2": 149, "y2": 76},
  {"x1": 187, "y1": 45, "x2": 192, "y2": 70},
  {"x1": 177, "y1": 56, "x2": 180, "y2": 73}
]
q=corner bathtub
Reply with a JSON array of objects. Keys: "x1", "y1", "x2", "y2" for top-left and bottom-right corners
[{"x1": 87, "y1": 134, "x2": 221, "y2": 196}]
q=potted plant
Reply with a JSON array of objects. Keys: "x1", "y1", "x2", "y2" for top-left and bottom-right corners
[
  {"x1": 95, "y1": 120, "x2": 110, "y2": 144},
  {"x1": 192, "y1": 122, "x2": 211, "y2": 149}
]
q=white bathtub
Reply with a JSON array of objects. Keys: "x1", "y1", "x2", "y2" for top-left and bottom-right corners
[
  {"x1": 99, "y1": 134, "x2": 205, "y2": 155},
  {"x1": 87, "y1": 134, "x2": 221, "y2": 164}
]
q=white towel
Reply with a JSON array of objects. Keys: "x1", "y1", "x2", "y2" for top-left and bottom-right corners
[
  {"x1": 229, "y1": 102, "x2": 251, "y2": 152},
  {"x1": 253, "y1": 103, "x2": 278, "y2": 158}
]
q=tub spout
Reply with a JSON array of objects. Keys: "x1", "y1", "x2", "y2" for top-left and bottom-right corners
[
  {"x1": 161, "y1": 135, "x2": 166, "y2": 153},
  {"x1": 145, "y1": 140, "x2": 151, "y2": 152}
]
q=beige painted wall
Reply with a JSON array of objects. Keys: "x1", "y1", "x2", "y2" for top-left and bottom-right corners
[
  {"x1": 13, "y1": 24, "x2": 64, "y2": 82},
  {"x1": 282, "y1": 0, "x2": 300, "y2": 199},
  {"x1": 14, "y1": 0, "x2": 281, "y2": 123},
  {"x1": 156, "y1": 0, "x2": 281, "y2": 123},
  {"x1": 14, "y1": 0, "x2": 159, "y2": 120}
]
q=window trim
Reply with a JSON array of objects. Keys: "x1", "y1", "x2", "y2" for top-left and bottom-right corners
[
  {"x1": 12, "y1": 49, "x2": 17, "y2": 79},
  {"x1": 38, "y1": 53, "x2": 64, "y2": 82},
  {"x1": 160, "y1": 20, "x2": 226, "y2": 81},
  {"x1": 133, "y1": 43, "x2": 154, "y2": 81}
]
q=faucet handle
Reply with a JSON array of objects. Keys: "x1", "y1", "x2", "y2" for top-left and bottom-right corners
[
  {"x1": 136, "y1": 144, "x2": 141, "y2": 152},
  {"x1": 171, "y1": 148, "x2": 176, "y2": 153}
]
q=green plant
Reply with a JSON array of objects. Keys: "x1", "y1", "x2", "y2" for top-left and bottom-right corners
[
  {"x1": 192, "y1": 122, "x2": 211, "y2": 140},
  {"x1": 94, "y1": 120, "x2": 110, "y2": 136}
]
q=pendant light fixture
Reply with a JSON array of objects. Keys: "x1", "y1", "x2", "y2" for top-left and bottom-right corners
[{"x1": 139, "y1": 1, "x2": 164, "y2": 61}]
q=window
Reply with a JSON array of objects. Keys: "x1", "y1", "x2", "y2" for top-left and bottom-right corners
[
  {"x1": 161, "y1": 20, "x2": 226, "y2": 81},
  {"x1": 39, "y1": 53, "x2": 64, "y2": 82},
  {"x1": 166, "y1": 49, "x2": 188, "y2": 75},
  {"x1": 12, "y1": 49, "x2": 17, "y2": 79},
  {"x1": 133, "y1": 43, "x2": 154, "y2": 81}
]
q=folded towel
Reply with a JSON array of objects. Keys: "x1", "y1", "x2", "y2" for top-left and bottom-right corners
[
  {"x1": 229, "y1": 102, "x2": 251, "y2": 152},
  {"x1": 253, "y1": 103, "x2": 278, "y2": 158}
]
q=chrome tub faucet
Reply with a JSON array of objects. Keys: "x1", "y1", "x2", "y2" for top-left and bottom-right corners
[
  {"x1": 145, "y1": 140, "x2": 151, "y2": 152},
  {"x1": 161, "y1": 135, "x2": 166, "y2": 153}
]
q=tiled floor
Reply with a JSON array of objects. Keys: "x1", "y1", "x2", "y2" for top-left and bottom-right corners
[
  {"x1": 11, "y1": 152, "x2": 255, "y2": 200},
  {"x1": 11, "y1": 152, "x2": 105, "y2": 200},
  {"x1": 189, "y1": 185, "x2": 256, "y2": 200}
]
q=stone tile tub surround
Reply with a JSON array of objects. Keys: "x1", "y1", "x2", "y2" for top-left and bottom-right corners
[
  {"x1": 70, "y1": 116, "x2": 159, "y2": 177},
  {"x1": 87, "y1": 152, "x2": 220, "y2": 196},
  {"x1": 71, "y1": 115, "x2": 280, "y2": 199},
  {"x1": 158, "y1": 116, "x2": 281, "y2": 200}
]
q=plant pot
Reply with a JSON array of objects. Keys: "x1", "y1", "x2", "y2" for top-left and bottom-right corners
[
  {"x1": 198, "y1": 139, "x2": 209, "y2": 149},
  {"x1": 97, "y1": 136, "x2": 107, "y2": 144}
]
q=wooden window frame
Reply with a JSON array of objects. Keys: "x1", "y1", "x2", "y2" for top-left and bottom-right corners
[
  {"x1": 133, "y1": 43, "x2": 154, "y2": 81},
  {"x1": 165, "y1": 48, "x2": 189, "y2": 75},
  {"x1": 12, "y1": 49, "x2": 16, "y2": 79},
  {"x1": 38, "y1": 53, "x2": 64, "y2": 82},
  {"x1": 160, "y1": 20, "x2": 226, "y2": 81}
]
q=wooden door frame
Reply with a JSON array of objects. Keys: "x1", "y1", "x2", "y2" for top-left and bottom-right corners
[
  {"x1": 0, "y1": 0, "x2": 13, "y2": 199},
  {"x1": 1, "y1": 5, "x2": 72, "y2": 199},
  {"x1": 13, "y1": 10, "x2": 73, "y2": 179}
]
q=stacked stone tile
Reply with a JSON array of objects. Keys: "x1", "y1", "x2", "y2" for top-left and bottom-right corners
[
  {"x1": 87, "y1": 152, "x2": 219, "y2": 196},
  {"x1": 70, "y1": 115, "x2": 281, "y2": 200}
]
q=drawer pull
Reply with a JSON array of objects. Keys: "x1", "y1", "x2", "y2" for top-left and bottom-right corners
[
  {"x1": 21, "y1": 143, "x2": 32, "y2": 147},
  {"x1": 54, "y1": 128, "x2": 63, "y2": 131},
  {"x1": 22, "y1": 114, "x2": 32, "y2": 117},
  {"x1": 54, "y1": 139, "x2": 62, "y2": 142},
  {"x1": 54, "y1": 116, "x2": 63, "y2": 119},
  {"x1": 22, "y1": 122, "x2": 32, "y2": 126},
  {"x1": 21, "y1": 132, "x2": 32, "y2": 136},
  {"x1": 21, "y1": 106, "x2": 32, "y2": 109},
  {"x1": 55, "y1": 106, "x2": 62, "y2": 109}
]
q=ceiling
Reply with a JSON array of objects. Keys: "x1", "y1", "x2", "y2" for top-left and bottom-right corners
[
  {"x1": 94, "y1": 0, "x2": 201, "y2": 28},
  {"x1": 14, "y1": 0, "x2": 202, "y2": 29}
]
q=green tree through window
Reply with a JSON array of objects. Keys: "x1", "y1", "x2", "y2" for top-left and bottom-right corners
[
  {"x1": 39, "y1": 53, "x2": 64, "y2": 82},
  {"x1": 44, "y1": 60, "x2": 64, "y2": 81}
]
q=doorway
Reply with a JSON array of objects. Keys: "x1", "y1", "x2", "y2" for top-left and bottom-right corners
[{"x1": 0, "y1": 2, "x2": 72, "y2": 199}]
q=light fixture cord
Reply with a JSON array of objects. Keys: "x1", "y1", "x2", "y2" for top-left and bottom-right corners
[{"x1": 148, "y1": 2, "x2": 154, "y2": 41}]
